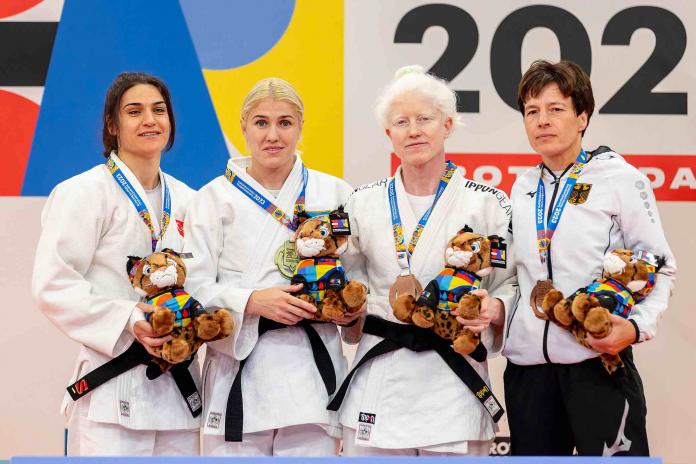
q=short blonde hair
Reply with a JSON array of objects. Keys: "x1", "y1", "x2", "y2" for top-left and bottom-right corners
[
  {"x1": 241, "y1": 77, "x2": 304, "y2": 123},
  {"x1": 375, "y1": 65, "x2": 460, "y2": 130}
]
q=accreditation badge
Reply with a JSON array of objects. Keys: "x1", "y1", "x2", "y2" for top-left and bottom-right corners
[
  {"x1": 329, "y1": 208, "x2": 352, "y2": 236},
  {"x1": 274, "y1": 240, "x2": 300, "y2": 279},
  {"x1": 489, "y1": 236, "x2": 507, "y2": 268}
]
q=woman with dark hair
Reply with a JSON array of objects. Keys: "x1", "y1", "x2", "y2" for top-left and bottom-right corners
[
  {"x1": 33, "y1": 72, "x2": 200, "y2": 455},
  {"x1": 504, "y1": 60, "x2": 676, "y2": 456}
]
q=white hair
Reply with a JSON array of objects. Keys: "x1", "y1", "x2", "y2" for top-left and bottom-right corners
[{"x1": 374, "y1": 65, "x2": 461, "y2": 130}]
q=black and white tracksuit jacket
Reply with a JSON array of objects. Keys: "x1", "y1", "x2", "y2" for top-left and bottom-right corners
[{"x1": 503, "y1": 147, "x2": 676, "y2": 366}]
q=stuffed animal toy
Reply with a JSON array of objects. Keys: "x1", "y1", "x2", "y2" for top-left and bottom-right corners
[
  {"x1": 537, "y1": 249, "x2": 662, "y2": 374},
  {"x1": 127, "y1": 248, "x2": 234, "y2": 373},
  {"x1": 291, "y1": 210, "x2": 367, "y2": 322},
  {"x1": 392, "y1": 226, "x2": 505, "y2": 358}
]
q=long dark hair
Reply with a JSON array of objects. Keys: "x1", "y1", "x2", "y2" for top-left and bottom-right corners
[{"x1": 102, "y1": 72, "x2": 176, "y2": 157}]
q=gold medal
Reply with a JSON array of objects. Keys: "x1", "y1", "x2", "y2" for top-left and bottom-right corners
[
  {"x1": 274, "y1": 240, "x2": 300, "y2": 280},
  {"x1": 530, "y1": 279, "x2": 554, "y2": 319},
  {"x1": 388, "y1": 274, "x2": 423, "y2": 306}
]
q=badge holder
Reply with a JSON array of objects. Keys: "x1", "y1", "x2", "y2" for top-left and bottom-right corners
[
  {"x1": 488, "y1": 235, "x2": 507, "y2": 269},
  {"x1": 329, "y1": 207, "x2": 352, "y2": 236}
]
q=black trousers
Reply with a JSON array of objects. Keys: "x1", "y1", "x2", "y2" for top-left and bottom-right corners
[{"x1": 504, "y1": 348, "x2": 649, "y2": 456}]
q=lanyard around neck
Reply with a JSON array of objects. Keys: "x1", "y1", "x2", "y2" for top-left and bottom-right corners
[
  {"x1": 107, "y1": 157, "x2": 170, "y2": 253},
  {"x1": 388, "y1": 161, "x2": 457, "y2": 273},
  {"x1": 225, "y1": 163, "x2": 308, "y2": 232},
  {"x1": 535, "y1": 149, "x2": 588, "y2": 265}
]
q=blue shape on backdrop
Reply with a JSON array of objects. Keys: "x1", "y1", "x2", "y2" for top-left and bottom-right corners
[
  {"x1": 25, "y1": 0, "x2": 229, "y2": 195},
  {"x1": 179, "y1": 0, "x2": 295, "y2": 70}
]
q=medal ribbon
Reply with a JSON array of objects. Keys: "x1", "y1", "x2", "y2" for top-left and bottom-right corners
[
  {"x1": 225, "y1": 164, "x2": 308, "y2": 232},
  {"x1": 536, "y1": 150, "x2": 588, "y2": 265},
  {"x1": 388, "y1": 161, "x2": 457, "y2": 271},
  {"x1": 107, "y1": 157, "x2": 170, "y2": 253}
]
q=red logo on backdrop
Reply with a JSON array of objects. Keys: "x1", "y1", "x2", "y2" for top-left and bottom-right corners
[
  {"x1": 176, "y1": 219, "x2": 184, "y2": 237},
  {"x1": 390, "y1": 153, "x2": 696, "y2": 202}
]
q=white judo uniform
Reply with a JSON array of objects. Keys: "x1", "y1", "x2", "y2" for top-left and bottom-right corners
[
  {"x1": 338, "y1": 165, "x2": 517, "y2": 454},
  {"x1": 32, "y1": 153, "x2": 199, "y2": 455},
  {"x1": 183, "y1": 156, "x2": 353, "y2": 456}
]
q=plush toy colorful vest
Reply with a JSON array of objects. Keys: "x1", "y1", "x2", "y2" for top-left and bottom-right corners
[
  {"x1": 418, "y1": 267, "x2": 482, "y2": 311},
  {"x1": 582, "y1": 278, "x2": 635, "y2": 318},
  {"x1": 146, "y1": 287, "x2": 204, "y2": 328},
  {"x1": 292, "y1": 257, "x2": 346, "y2": 303}
]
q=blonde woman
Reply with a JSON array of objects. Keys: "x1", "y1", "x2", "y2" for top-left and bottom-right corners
[{"x1": 184, "y1": 78, "x2": 359, "y2": 456}]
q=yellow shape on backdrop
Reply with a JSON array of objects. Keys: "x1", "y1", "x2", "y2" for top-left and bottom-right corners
[{"x1": 202, "y1": 0, "x2": 344, "y2": 178}]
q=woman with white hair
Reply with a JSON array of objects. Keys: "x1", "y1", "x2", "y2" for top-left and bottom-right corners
[
  {"x1": 183, "y1": 78, "x2": 360, "y2": 456},
  {"x1": 332, "y1": 66, "x2": 517, "y2": 455}
]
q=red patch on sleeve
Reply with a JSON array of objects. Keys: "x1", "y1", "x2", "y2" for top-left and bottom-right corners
[{"x1": 176, "y1": 219, "x2": 185, "y2": 237}]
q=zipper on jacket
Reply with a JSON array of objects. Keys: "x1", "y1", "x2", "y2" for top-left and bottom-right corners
[
  {"x1": 505, "y1": 285, "x2": 520, "y2": 340},
  {"x1": 542, "y1": 321, "x2": 551, "y2": 363}
]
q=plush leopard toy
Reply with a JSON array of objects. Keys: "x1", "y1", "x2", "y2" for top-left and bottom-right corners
[
  {"x1": 392, "y1": 227, "x2": 505, "y2": 359},
  {"x1": 127, "y1": 249, "x2": 234, "y2": 373},
  {"x1": 538, "y1": 249, "x2": 662, "y2": 374},
  {"x1": 291, "y1": 211, "x2": 367, "y2": 321}
]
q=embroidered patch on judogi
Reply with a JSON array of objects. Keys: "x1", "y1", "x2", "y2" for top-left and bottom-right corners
[
  {"x1": 119, "y1": 400, "x2": 130, "y2": 417},
  {"x1": 187, "y1": 392, "x2": 202, "y2": 412},
  {"x1": 207, "y1": 412, "x2": 222, "y2": 429},
  {"x1": 355, "y1": 411, "x2": 376, "y2": 445}
]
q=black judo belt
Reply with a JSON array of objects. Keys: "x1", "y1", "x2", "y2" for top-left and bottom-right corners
[
  {"x1": 327, "y1": 315, "x2": 504, "y2": 422},
  {"x1": 66, "y1": 341, "x2": 202, "y2": 417},
  {"x1": 224, "y1": 317, "x2": 337, "y2": 442}
]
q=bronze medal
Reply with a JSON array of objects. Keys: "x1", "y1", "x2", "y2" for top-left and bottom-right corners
[
  {"x1": 274, "y1": 240, "x2": 300, "y2": 280},
  {"x1": 530, "y1": 279, "x2": 554, "y2": 319},
  {"x1": 388, "y1": 274, "x2": 424, "y2": 306}
]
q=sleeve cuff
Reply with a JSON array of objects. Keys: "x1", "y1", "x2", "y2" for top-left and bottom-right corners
[
  {"x1": 127, "y1": 307, "x2": 146, "y2": 335},
  {"x1": 629, "y1": 318, "x2": 641, "y2": 344},
  {"x1": 111, "y1": 302, "x2": 144, "y2": 357},
  {"x1": 206, "y1": 286, "x2": 257, "y2": 360},
  {"x1": 485, "y1": 294, "x2": 513, "y2": 356}
]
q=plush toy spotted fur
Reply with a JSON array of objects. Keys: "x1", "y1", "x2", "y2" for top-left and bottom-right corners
[
  {"x1": 291, "y1": 211, "x2": 367, "y2": 322},
  {"x1": 538, "y1": 249, "x2": 662, "y2": 374},
  {"x1": 127, "y1": 249, "x2": 234, "y2": 373},
  {"x1": 392, "y1": 227, "x2": 503, "y2": 358}
]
